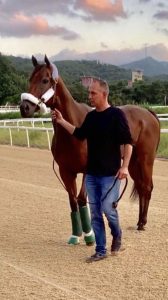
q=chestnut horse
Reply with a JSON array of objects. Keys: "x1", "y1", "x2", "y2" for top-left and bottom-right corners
[{"x1": 20, "y1": 55, "x2": 160, "y2": 244}]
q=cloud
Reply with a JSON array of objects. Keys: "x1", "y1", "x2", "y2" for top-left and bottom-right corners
[
  {"x1": 74, "y1": 0, "x2": 127, "y2": 21},
  {"x1": 0, "y1": 12, "x2": 80, "y2": 39},
  {"x1": 101, "y1": 42, "x2": 108, "y2": 48},
  {"x1": 157, "y1": 2, "x2": 166, "y2": 8},
  {"x1": 139, "y1": 0, "x2": 151, "y2": 3},
  {"x1": 0, "y1": 0, "x2": 127, "y2": 21},
  {"x1": 0, "y1": 0, "x2": 71, "y2": 16},
  {"x1": 159, "y1": 28, "x2": 168, "y2": 35},
  {"x1": 50, "y1": 43, "x2": 168, "y2": 65},
  {"x1": 0, "y1": 0, "x2": 127, "y2": 40},
  {"x1": 0, "y1": 0, "x2": 80, "y2": 39},
  {"x1": 153, "y1": 10, "x2": 168, "y2": 19}
]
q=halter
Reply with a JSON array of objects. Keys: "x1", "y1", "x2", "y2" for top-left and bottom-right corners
[{"x1": 20, "y1": 63, "x2": 58, "y2": 114}]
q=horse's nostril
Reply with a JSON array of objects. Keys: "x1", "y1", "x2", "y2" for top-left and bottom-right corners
[{"x1": 25, "y1": 104, "x2": 29, "y2": 112}]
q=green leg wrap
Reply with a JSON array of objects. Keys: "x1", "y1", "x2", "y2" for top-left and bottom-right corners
[
  {"x1": 79, "y1": 206, "x2": 95, "y2": 245},
  {"x1": 68, "y1": 211, "x2": 82, "y2": 245}
]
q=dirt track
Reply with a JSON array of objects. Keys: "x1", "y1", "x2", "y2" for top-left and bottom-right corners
[{"x1": 0, "y1": 145, "x2": 167, "y2": 300}]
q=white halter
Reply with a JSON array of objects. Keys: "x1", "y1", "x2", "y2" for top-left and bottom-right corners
[{"x1": 21, "y1": 63, "x2": 58, "y2": 114}]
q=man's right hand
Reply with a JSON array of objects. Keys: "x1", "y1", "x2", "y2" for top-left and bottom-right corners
[
  {"x1": 51, "y1": 108, "x2": 63, "y2": 123},
  {"x1": 51, "y1": 108, "x2": 76, "y2": 135}
]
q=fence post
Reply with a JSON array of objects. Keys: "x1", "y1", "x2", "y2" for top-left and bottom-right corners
[
  {"x1": 9, "y1": 128, "x2": 13, "y2": 146},
  {"x1": 26, "y1": 129, "x2": 30, "y2": 147},
  {"x1": 46, "y1": 130, "x2": 51, "y2": 150}
]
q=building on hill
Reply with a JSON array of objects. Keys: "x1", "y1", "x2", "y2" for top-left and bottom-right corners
[
  {"x1": 132, "y1": 69, "x2": 143, "y2": 83},
  {"x1": 127, "y1": 69, "x2": 143, "y2": 88}
]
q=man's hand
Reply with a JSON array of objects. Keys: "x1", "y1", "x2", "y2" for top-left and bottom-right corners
[
  {"x1": 51, "y1": 108, "x2": 63, "y2": 123},
  {"x1": 115, "y1": 166, "x2": 129, "y2": 180},
  {"x1": 51, "y1": 108, "x2": 75, "y2": 135}
]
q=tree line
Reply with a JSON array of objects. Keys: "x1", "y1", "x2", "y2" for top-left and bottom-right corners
[{"x1": 0, "y1": 53, "x2": 168, "y2": 106}]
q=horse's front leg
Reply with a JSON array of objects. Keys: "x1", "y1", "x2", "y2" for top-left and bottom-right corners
[
  {"x1": 59, "y1": 168, "x2": 82, "y2": 245},
  {"x1": 77, "y1": 174, "x2": 95, "y2": 246}
]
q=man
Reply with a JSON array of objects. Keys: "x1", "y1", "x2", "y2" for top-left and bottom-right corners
[{"x1": 51, "y1": 78, "x2": 133, "y2": 262}]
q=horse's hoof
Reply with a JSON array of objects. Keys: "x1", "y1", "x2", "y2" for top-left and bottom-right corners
[
  {"x1": 68, "y1": 235, "x2": 80, "y2": 245},
  {"x1": 86, "y1": 241, "x2": 95, "y2": 246},
  {"x1": 84, "y1": 231, "x2": 95, "y2": 246},
  {"x1": 137, "y1": 225, "x2": 145, "y2": 231}
]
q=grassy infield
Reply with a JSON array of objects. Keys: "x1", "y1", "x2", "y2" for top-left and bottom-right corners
[{"x1": 0, "y1": 108, "x2": 168, "y2": 158}]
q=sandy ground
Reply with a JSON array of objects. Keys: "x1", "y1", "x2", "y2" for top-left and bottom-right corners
[{"x1": 0, "y1": 145, "x2": 167, "y2": 300}]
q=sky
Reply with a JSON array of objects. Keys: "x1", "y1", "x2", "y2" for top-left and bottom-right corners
[{"x1": 1, "y1": 0, "x2": 168, "y2": 65}]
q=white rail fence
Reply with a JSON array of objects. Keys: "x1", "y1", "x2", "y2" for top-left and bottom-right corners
[
  {"x1": 0, "y1": 105, "x2": 20, "y2": 113},
  {"x1": 0, "y1": 118, "x2": 51, "y2": 127},
  {"x1": 0, "y1": 117, "x2": 168, "y2": 150}
]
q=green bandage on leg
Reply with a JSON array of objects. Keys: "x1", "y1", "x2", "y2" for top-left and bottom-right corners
[
  {"x1": 68, "y1": 211, "x2": 82, "y2": 245},
  {"x1": 79, "y1": 206, "x2": 91, "y2": 233},
  {"x1": 79, "y1": 206, "x2": 95, "y2": 245},
  {"x1": 70, "y1": 211, "x2": 82, "y2": 237}
]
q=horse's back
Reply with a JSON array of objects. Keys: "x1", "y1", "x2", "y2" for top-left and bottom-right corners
[{"x1": 120, "y1": 105, "x2": 160, "y2": 153}]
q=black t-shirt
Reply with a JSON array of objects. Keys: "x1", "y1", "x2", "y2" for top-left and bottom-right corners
[{"x1": 73, "y1": 106, "x2": 132, "y2": 176}]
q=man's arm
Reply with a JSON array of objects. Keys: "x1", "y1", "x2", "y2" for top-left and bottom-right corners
[
  {"x1": 122, "y1": 144, "x2": 133, "y2": 168},
  {"x1": 51, "y1": 108, "x2": 75, "y2": 135},
  {"x1": 116, "y1": 144, "x2": 133, "y2": 179}
]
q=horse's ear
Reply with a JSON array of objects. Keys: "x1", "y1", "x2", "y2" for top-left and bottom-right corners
[
  {"x1": 44, "y1": 55, "x2": 50, "y2": 67},
  {"x1": 32, "y1": 55, "x2": 38, "y2": 67}
]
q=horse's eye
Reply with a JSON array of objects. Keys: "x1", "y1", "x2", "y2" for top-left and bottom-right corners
[{"x1": 42, "y1": 78, "x2": 49, "y2": 84}]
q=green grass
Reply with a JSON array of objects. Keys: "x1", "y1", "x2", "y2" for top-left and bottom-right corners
[
  {"x1": 0, "y1": 128, "x2": 53, "y2": 149},
  {"x1": 160, "y1": 121, "x2": 168, "y2": 129},
  {"x1": 157, "y1": 133, "x2": 168, "y2": 158},
  {"x1": 0, "y1": 127, "x2": 167, "y2": 158},
  {"x1": 0, "y1": 117, "x2": 167, "y2": 157}
]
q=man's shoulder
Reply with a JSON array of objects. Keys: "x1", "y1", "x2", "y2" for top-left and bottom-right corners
[
  {"x1": 87, "y1": 108, "x2": 96, "y2": 117},
  {"x1": 109, "y1": 106, "x2": 122, "y2": 115}
]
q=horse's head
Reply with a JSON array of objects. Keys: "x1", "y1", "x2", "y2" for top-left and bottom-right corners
[{"x1": 20, "y1": 55, "x2": 58, "y2": 117}]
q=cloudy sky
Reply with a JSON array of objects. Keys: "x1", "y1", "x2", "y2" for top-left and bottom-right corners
[{"x1": 1, "y1": 0, "x2": 168, "y2": 65}]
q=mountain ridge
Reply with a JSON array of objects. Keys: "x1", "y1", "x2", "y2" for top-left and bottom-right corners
[
  {"x1": 121, "y1": 56, "x2": 168, "y2": 76},
  {"x1": 6, "y1": 54, "x2": 168, "y2": 79}
]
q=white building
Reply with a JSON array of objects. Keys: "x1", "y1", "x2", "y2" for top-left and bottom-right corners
[{"x1": 132, "y1": 70, "x2": 143, "y2": 83}]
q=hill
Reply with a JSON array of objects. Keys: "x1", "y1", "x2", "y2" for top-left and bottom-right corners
[
  {"x1": 7, "y1": 55, "x2": 131, "y2": 84},
  {"x1": 121, "y1": 56, "x2": 168, "y2": 76}
]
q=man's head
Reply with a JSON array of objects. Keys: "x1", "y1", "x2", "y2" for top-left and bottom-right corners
[{"x1": 88, "y1": 78, "x2": 109, "y2": 110}]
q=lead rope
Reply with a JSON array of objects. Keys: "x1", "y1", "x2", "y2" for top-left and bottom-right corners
[
  {"x1": 52, "y1": 159, "x2": 67, "y2": 191},
  {"x1": 88, "y1": 176, "x2": 128, "y2": 207},
  {"x1": 53, "y1": 158, "x2": 128, "y2": 206}
]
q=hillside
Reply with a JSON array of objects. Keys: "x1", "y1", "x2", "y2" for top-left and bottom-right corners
[
  {"x1": 7, "y1": 55, "x2": 131, "y2": 84},
  {"x1": 54, "y1": 60, "x2": 131, "y2": 84},
  {"x1": 121, "y1": 56, "x2": 168, "y2": 76},
  {"x1": 7, "y1": 55, "x2": 168, "y2": 79}
]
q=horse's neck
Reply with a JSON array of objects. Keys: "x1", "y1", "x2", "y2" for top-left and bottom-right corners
[{"x1": 56, "y1": 77, "x2": 76, "y2": 122}]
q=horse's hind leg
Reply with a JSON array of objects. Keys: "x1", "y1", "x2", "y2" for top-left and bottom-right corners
[
  {"x1": 77, "y1": 174, "x2": 95, "y2": 246},
  {"x1": 129, "y1": 153, "x2": 153, "y2": 230},
  {"x1": 137, "y1": 190, "x2": 152, "y2": 230},
  {"x1": 59, "y1": 169, "x2": 82, "y2": 245},
  {"x1": 137, "y1": 159, "x2": 153, "y2": 230}
]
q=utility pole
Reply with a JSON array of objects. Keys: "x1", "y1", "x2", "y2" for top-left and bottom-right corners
[
  {"x1": 144, "y1": 43, "x2": 148, "y2": 59},
  {"x1": 164, "y1": 95, "x2": 167, "y2": 106}
]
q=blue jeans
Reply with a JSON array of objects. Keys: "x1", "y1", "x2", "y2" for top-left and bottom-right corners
[{"x1": 85, "y1": 174, "x2": 122, "y2": 254}]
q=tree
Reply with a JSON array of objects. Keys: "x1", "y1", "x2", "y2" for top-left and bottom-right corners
[{"x1": 0, "y1": 54, "x2": 27, "y2": 105}]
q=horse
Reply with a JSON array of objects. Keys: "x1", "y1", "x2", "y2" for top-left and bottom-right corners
[{"x1": 20, "y1": 55, "x2": 160, "y2": 245}]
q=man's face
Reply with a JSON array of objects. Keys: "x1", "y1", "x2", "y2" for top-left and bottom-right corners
[{"x1": 88, "y1": 82, "x2": 105, "y2": 107}]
